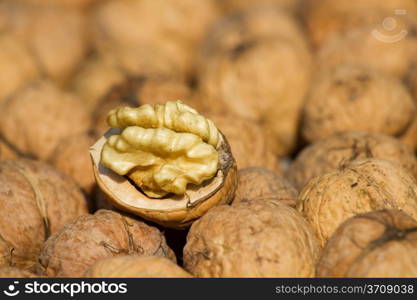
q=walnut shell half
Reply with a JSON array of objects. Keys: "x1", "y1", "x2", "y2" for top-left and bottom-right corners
[{"x1": 90, "y1": 129, "x2": 237, "y2": 229}]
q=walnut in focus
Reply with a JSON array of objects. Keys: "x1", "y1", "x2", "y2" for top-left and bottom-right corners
[
  {"x1": 0, "y1": 159, "x2": 88, "y2": 270},
  {"x1": 317, "y1": 210, "x2": 417, "y2": 277},
  {"x1": 298, "y1": 158, "x2": 417, "y2": 247},
  {"x1": 38, "y1": 210, "x2": 175, "y2": 277},
  {"x1": 183, "y1": 199, "x2": 319, "y2": 277}
]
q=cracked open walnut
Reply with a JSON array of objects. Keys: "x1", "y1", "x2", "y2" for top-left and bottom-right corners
[{"x1": 90, "y1": 101, "x2": 237, "y2": 228}]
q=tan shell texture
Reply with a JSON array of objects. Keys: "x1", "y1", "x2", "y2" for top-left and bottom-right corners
[
  {"x1": 0, "y1": 80, "x2": 91, "y2": 160},
  {"x1": 183, "y1": 199, "x2": 319, "y2": 277},
  {"x1": 85, "y1": 255, "x2": 192, "y2": 278},
  {"x1": 302, "y1": 0, "x2": 417, "y2": 47},
  {"x1": 207, "y1": 114, "x2": 279, "y2": 172},
  {"x1": 49, "y1": 132, "x2": 97, "y2": 194},
  {"x1": 0, "y1": 159, "x2": 88, "y2": 270},
  {"x1": 0, "y1": 1, "x2": 88, "y2": 82},
  {"x1": 91, "y1": 129, "x2": 237, "y2": 229},
  {"x1": 288, "y1": 131, "x2": 417, "y2": 191},
  {"x1": 316, "y1": 23, "x2": 417, "y2": 78},
  {"x1": 302, "y1": 65, "x2": 416, "y2": 144},
  {"x1": 317, "y1": 210, "x2": 417, "y2": 277},
  {"x1": 38, "y1": 210, "x2": 176, "y2": 277},
  {"x1": 0, "y1": 34, "x2": 39, "y2": 105},
  {"x1": 233, "y1": 167, "x2": 297, "y2": 207},
  {"x1": 0, "y1": 267, "x2": 37, "y2": 278},
  {"x1": 298, "y1": 158, "x2": 417, "y2": 247},
  {"x1": 92, "y1": 0, "x2": 219, "y2": 76}
]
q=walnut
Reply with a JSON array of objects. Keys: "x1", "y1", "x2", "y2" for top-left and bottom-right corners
[
  {"x1": 0, "y1": 159, "x2": 88, "y2": 270},
  {"x1": 302, "y1": 65, "x2": 416, "y2": 144},
  {"x1": 0, "y1": 1, "x2": 88, "y2": 82},
  {"x1": 38, "y1": 210, "x2": 175, "y2": 277},
  {"x1": 317, "y1": 210, "x2": 417, "y2": 277},
  {"x1": 0, "y1": 80, "x2": 91, "y2": 160},
  {"x1": 90, "y1": 101, "x2": 237, "y2": 228},
  {"x1": 183, "y1": 199, "x2": 319, "y2": 277},
  {"x1": 298, "y1": 158, "x2": 417, "y2": 247}
]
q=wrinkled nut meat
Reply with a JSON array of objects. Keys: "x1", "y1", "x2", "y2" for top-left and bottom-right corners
[{"x1": 90, "y1": 101, "x2": 237, "y2": 228}]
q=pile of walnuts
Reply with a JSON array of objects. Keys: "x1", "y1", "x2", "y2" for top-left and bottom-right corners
[{"x1": 1, "y1": 0, "x2": 417, "y2": 278}]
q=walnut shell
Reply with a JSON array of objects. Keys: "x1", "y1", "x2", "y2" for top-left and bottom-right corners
[
  {"x1": 0, "y1": 1, "x2": 88, "y2": 82},
  {"x1": 49, "y1": 132, "x2": 97, "y2": 194},
  {"x1": 0, "y1": 80, "x2": 91, "y2": 160},
  {"x1": 317, "y1": 210, "x2": 417, "y2": 277},
  {"x1": 90, "y1": 129, "x2": 237, "y2": 229},
  {"x1": 302, "y1": 65, "x2": 416, "y2": 144},
  {"x1": 183, "y1": 199, "x2": 319, "y2": 277},
  {"x1": 92, "y1": 77, "x2": 196, "y2": 136},
  {"x1": 92, "y1": 0, "x2": 219, "y2": 76},
  {"x1": 233, "y1": 167, "x2": 297, "y2": 207},
  {"x1": 184, "y1": 199, "x2": 318, "y2": 277},
  {"x1": 298, "y1": 158, "x2": 417, "y2": 247},
  {"x1": 316, "y1": 24, "x2": 417, "y2": 78},
  {"x1": 38, "y1": 209, "x2": 175, "y2": 277},
  {"x1": 302, "y1": 0, "x2": 417, "y2": 47},
  {"x1": 288, "y1": 131, "x2": 417, "y2": 191},
  {"x1": 207, "y1": 114, "x2": 280, "y2": 171},
  {"x1": 0, "y1": 267, "x2": 37, "y2": 278},
  {"x1": 199, "y1": 36, "x2": 312, "y2": 156},
  {"x1": 0, "y1": 34, "x2": 39, "y2": 105},
  {"x1": 0, "y1": 159, "x2": 88, "y2": 270},
  {"x1": 84, "y1": 255, "x2": 191, "y2": 278}
]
